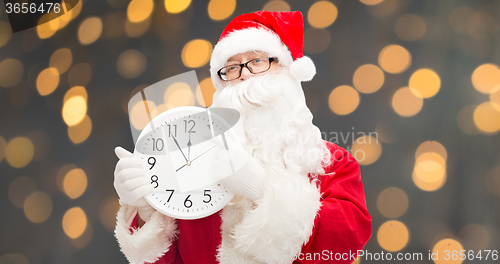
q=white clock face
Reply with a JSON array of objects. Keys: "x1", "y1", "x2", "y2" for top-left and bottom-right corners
[{"x1": 133, "y1": 106, "x2": 239, "y2": 220}]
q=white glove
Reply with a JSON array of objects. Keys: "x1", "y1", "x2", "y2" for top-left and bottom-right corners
[
  {"x1": 214, "y1": 137, "x2": 266, "y2": 201},
  {"x1": 114, "y1": 146, "x2": 155, "y2": 221}
]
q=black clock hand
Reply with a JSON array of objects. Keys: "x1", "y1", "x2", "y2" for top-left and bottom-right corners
[
  {"x1": 176, "y1": 164, "x2": 187, "y2": 172},
  {"x1": 187, "y1": 132, "x2": 192, "y2": 161},
  {"x1": 170, "y1": 131, "x2": 188, "y2": 162},
  {"x1": 191, "y1": 145, "x2": 217, "y2": 162}
]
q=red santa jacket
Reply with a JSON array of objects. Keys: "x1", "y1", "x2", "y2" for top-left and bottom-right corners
[{"x1": 117, "y1": 142, "x2": 372, "y2": 264}]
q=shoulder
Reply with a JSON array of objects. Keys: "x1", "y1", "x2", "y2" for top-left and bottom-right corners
[{"x1": 322, "y1": 141, "x2": 360, "y2": 175}]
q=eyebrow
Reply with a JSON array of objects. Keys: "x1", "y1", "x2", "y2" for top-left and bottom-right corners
[{"x1": 226, "y1": 52, "x2": 267, "y2": 64}]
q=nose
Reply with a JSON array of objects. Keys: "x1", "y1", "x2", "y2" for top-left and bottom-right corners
[{"x1": 239, "y1": 66, "x2": 252, "y2": 81}]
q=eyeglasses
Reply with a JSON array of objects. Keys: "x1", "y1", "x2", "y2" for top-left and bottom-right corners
[{"x1": 217, "y1": 57, "x2": 278, "y2": 81}]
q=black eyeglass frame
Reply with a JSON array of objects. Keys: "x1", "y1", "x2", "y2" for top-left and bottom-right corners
[{"x1": 217, "y1": 57, "x2": 278, "y2": 81}]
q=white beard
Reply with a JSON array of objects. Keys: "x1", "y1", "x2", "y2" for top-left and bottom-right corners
[{"x1": 211, "y1": 68, "x2": 330, "y2": 176}]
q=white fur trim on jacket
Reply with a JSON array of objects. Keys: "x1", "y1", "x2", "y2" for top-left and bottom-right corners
[
  {"x1": 115, "y1": 203, "x2": 177, "y2": 264},
  {"x1": 210, "y1": 28, "x2": 294, "y2": 90},
  {"x1": 217, "y1": 167, "x2": 322, "y2": 264}
]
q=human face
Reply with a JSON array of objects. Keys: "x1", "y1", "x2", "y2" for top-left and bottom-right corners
[{"x1": 223, "y1": 51, "x2": 280, "y2": 85}]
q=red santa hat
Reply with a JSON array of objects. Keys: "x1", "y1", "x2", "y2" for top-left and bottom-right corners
[{"x1": 210, "y1": 11, "x2": 316, "y2": 89}]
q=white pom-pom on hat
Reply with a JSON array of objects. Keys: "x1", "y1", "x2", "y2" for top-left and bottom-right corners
[{"x1": 289, "y1": 56, "x2": 316, "y2": 82}]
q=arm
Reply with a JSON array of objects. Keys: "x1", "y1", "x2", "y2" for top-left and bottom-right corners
[
  {"x1": 113, "y1": 147, "x2": 178, "y2": 264},
  {"x1": 297, "y1": 144, "x2": 372, "y2": 263}
]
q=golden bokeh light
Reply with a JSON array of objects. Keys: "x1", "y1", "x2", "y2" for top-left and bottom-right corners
[
  {"x1": 196, "y1": 78, "x2": 216, "y2": 107},
  {"x1": 485, "y1": 166, "x2": 500, "y2": 197},
  {"x1": 36, "y1": 13, "x2": 59, "y2": 39},
  {"x1": 63, "y1": 168, "x2": 88, "y2": 199},
  {"x1": 24, "y1": 191, "x2": 53, "y2": 223},
  {"x1": 71, "y1": 221, "x2": 93, "y2": 249},
  {"x1": 471, "y1": 63, "x2": 500, "y2": 94},
  {"x1": 8, "y1": 177, "x2": 37, "y2": 208},
  {"x1": 360, "y1": 0, "x2": 384, "y2": 5},
  {"x1": 125, "y1": 16, "x2": 151, "y2": 38},
  {"x1": 0, "y1": 21, "x2": 12, "y2": 48},
  {"x1": 68, "y1": 115, "x2": 92, "y2": 144},
  {"x1": 36, "y1": 67, "x2": 60, "y2": 96},
  {"x1": 78, "y1": 17, "x2": 103, "y2": 45},
  {"x1": 377, "y1": 220, "x2": 409, "y2": 252},
  {"x1": 68, "y1": 63, "x2": 92, "y2": 87},
  {"x1": 328, "y1": 85, "x2": 360, "y2": 115},
  {"x1": 377, "y1": 187, "x2": 409, "y2": 218},
  {"x1": 62, "y1": 96, "x2": 87, "y2": 126},
  {"x1": 415, "y1": 141, "x2": 447, "y2": 161},
  {"x1": 67, "y1": 0, "x2": 83, "y2": 20},
  {"x1": 64, "y1": 86, "x2": 88, "y2": 104},
  {"x1": 181, "y1": 39, "x2": 213, "y2": 68},
  {"x1": 412, "y1": 152, "x2": 447, "y2": 192},
  {"x1": 57, "y1": 164, "x2": 78, "y2": 192},
  {"x1": 459, "y1": 223, "x2": 490, "y2": 252},
  {"x1": 62, "y1": 207, "x2": 87, "y2": 239},
  {"x1": 164, "y1": 82, "x2": 195, "y2": 109},
  {"x1": 473, "y1": 102, "x2": 500, "y2": 134},
  {"x1": 395, "y1": 14, "x2": 426, "y2": 41},
  {"x1": 100, "y1": 198, "x2": 121, "y2": 232},
  {"x1": 263, "y1": 0, "x2": 291, "y2": 12},
  {"x1": 164, "y1": 0, "x2": 191, "y2": 14},
  {"x1": 0, "y1": 136, "x2": 6, "y2": 162},
  {"x1": 127, "y1": 0, "x2": 154, "y2": 23},
  {"x1": 208, "y1": 0, "x2": 236, "y2": 21},
  {"x1": 117, "y1": 49, "x2": 147, "y2": 78},
  {"x1": 490, "y1": 88, "x2": 500, "y2": 111},
  {"x1": 5, "y1": 137, "x2": 34, "y2": 168},
  {"x1": 353, "y1": 64, "x2": 385, "y2": 94},
  {"x1": 457, "y1": 105, "x2": 480, "y2": 135},
  {"x1": 303, "y1": 28, "x2": 331, "y2": 54},
  {"x1": 408, "y1": 68, "x2": 441, "y2": 98},
  {"x1": 351, "y1": 135, "x2": 382, "y2": 165},
  {"x1": 432, "y1": 239, "x2": 464, "y2": 264},
  {"x1": 392, "y1": 87, "x2": 423, "y2": 117},
  {"x1": 378, "y1": 45, "x2": 411, "y2": 74},
  {"x1": 0, "y1": 58, "x2": 24, "y2": 88},
  {"x1": 50, "y1": 48, "x2": 73, "y2": 74},
  {"x1": 130, "y1": 100, "x2": 156, "y2": 130},
  {"x1": 414, "y1": 153, "x2": 446, "y2": 183},
  {"x1": 412, "y1": 169, "x2": 446, "y2": 192},
  {"x1": 307, "y1": 1, "x2": 338, "y2": 29}
]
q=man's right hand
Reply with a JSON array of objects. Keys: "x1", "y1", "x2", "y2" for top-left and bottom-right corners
[{"x1": 114, "y1": 146, "x2": 155, "y2": 220}]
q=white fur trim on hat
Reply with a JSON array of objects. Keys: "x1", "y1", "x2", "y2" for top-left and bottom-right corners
[{"x1": 210, "y1": 28, "x2": 294, "y2": 90}]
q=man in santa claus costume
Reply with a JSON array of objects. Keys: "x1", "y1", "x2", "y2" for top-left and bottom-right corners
[{"x1": 113, "y1": 11, "x2": 372, "y2": 264}]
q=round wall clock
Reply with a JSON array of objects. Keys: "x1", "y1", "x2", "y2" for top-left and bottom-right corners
[{"x1": 133, "y1": 106, "x2": 243, "y2": 220}]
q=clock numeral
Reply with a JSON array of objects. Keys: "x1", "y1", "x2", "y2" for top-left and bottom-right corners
[
  {"x1": 184, "y1": 195, "x2": 193, "y2": 208},
  {"x1": 203, "y1": 190, "x2": 212, "y2": 203},
  {"x1": 152, "y1": 138, "x2": 164, "y2": 151},
  {"x1": 151, "y1": 175, "x2": 158, "y2": 188},
  {"x1": 184, "y1": 120, "x2": 196, "y2": 133},
  {"x1": 167, "y1": 124, "x2": 177, "y2": 137},
  {"x1": 166, "y1": 189, "x2": 174, "y2": 202},
  {"x1": 148, "y1": 157, "x2": 156, "y2": 170}
]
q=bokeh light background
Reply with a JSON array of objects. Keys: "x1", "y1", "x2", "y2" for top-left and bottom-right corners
[{"x1": 1, "y1": 0, "x2": 500, "y2": 263}]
